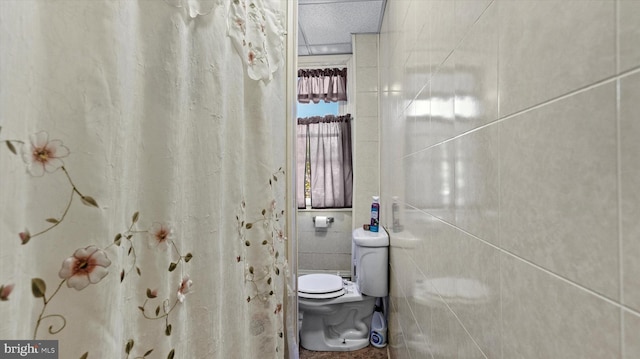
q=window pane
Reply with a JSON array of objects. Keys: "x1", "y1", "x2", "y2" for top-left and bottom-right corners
[{"x1": 297, "y1": 101, "x2": 339, "y2": 118}]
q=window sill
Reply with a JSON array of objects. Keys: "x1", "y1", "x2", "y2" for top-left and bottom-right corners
[{"x1": 297, "y1": 208, "x2": 352, "y2": 213}]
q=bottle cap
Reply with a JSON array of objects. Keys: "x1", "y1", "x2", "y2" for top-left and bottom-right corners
[{"x1": 372, "y1": 196, "x2": 379, "y2": 201}]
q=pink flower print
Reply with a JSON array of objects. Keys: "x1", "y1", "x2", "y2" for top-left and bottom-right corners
[
  {"x1": 21, "y1": 131, "x2": 70, "y2": 177},
  {"x1": 248, "y1": 50, "x2": 256, "y2": 65},
  {"x1": 0, "y1": 283, "x2": 14, "y2": 301},
  {"x1": 148, "y1": 222, "x2": 174, "y2": 251},
  {"x1": 235, "y1": 17, "x2": 246, "y2": 33},
  {"x1": 19, "y1": 230, "x2": 31, "y2": 245},
  {"x1": 58, "y1": 245, "x2": 112, "y2": 290},
  {"x1": 177, "y1": 275, "x2": 192, "y2": 303}
]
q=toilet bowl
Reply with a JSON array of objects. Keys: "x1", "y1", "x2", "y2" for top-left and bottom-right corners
[
  {"x1": 298, "y1": 228, "x2": 389, "y2": 352},
  {"x1": 298, "y1": 273, "x2": 376, "y2": 351}
]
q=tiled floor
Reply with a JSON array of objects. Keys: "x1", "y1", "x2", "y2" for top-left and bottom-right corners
[{"x1": 299, "y1": 345, "x2": 389, "y2": 359}]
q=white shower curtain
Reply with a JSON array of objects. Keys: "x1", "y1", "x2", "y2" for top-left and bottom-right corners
[{"x1": 0, "y1": 1, "x2": 290, "y2": 358}]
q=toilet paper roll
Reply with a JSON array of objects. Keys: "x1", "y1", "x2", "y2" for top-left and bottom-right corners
[{"x1": 314, "y1": 216, "x2": 328, "y2": 228}]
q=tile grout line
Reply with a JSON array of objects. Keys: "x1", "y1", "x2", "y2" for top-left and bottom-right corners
[
  {"x1": 403, "y1": 207, "x2": 489, "y2": 359},
  {"x1": 402, "y1": 66, "x2": 640, "y2": 161},
  {"x1": 496, "y1": 2, "x2": 504, "y2": 357},
  {"x1": 410, "y1": 209, "x2": 640, "y2": 318},
  {"x1": 615, "y1": 1, "x2": 626, "y2": 357},
  {"x1": 617, "y1": 77, "x2": 626, "y2": 359},
  {"x1": 433, "y1": 283, "x2": 490, "y2": 359}
]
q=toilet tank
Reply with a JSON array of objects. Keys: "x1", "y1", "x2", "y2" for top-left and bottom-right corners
[{"x1": 352, "y1": 227, "x2": 389, "y2": 297}]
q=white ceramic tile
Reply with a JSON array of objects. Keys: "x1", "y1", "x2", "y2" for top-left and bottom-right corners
[
  {"x1": 354, "y1": 159, "x2": 379, "y2": 188},
  {"x1": 416, "y1": 142, "x2": 456, "y2": 224},
  {"x1": 355, "y1": 115, "x2": 379, "y2": 143},
  {"x1": 411, "y1": 88, "x2": 432, "y2": 152},
  {"x1": 499, "y1": 83, "x2": 619, "y2": 299},
  {"x1": 454, "y1": 0, "x2": 492, "y2": 46},
  {"x1": 430, "y1": 60, "x2": 456, "y2": 144},
  {"x1": 403, "y1": 1, "x2": 417, "y2": 98},
  {"x1": 356, "y1": 66, "x2": 378, "y2": 93},
  {"x1": 356, "y1": 91, "x2": 379, "y2": 117},
  {"x1": 387, "y1": 284, "x2": 410, "y2": 358},
  {"x1": 454, "y1": 125, "x2": 499, "y2": 245},
  {"x1": 448, "y1": 232, "x2": 501, "y2": 359},
  {"x1": 413, "y1": 0, "x2": 431, "y2": 100},
  {"x1": 429, "y1": 0, "x2": 455, "y2": 71},
  {"x1": 423, "y1": 218, "x2": 500, "y2": 358},
  {"x1": 303, "y1": 252, "x2": 350, "y2": 273},
  {"x1": 624, "y1": 311, "x2": 640, "y2": 359},
  {"x1": 354, "y1": 34, "x2": 378, "y2": 68},
  {"x1": 620, "y1": 72, "x2": 640, "y2": 311},
  {"x1": 454, "y1": 1, "x2": 498, "y2": 135},
  {"x1": 404, "y1": 151, "x2": 423, "y2": 211},
  {"x1": 501, "y1": 254, "x2": 621, "y2": 359},
  {"x1": 405, "y1": 297, "x2": 432, "y2": 358},
  {"x1": 619, "y1": 0, "x2": 640, "y2": 72},
  {"x1": 429, "y1": 292, "x2": 485, "y2": 359},
  {"x1": 426, "y1": 215, "x2": 458, "y2": 281},
  {"x1": 498, "y1": 0, "x2": 615, "y2": 116}
]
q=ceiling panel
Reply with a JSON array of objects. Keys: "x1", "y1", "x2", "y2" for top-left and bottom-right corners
[
  {"x1": 307, "y1": 43, "x2": 354, "y2": 55},
  {"x1": 298, "y1": 0, "x2": 385, "y2": 56}
]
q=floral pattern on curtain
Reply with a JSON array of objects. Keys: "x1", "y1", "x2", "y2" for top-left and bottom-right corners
[
  {"x1": 296, "y1": 114, "x2": 353, "y2": 209},
  {"x1": 0, "y1": 0, "x2": 289, "y2": 358},
  {"x1": 297, "y1": 68, "x2": 348, "y2": 104}
]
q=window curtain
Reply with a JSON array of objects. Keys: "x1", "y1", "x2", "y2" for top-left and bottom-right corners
[
  {"x1": 296, "y1": 124, "x2": 309, "y2": 209},
  {"x1": 297, "y1": 114, "x2": 353, "y2": 209},
  {"x1": 297, "y1": 68, "x2": 347, "y2": 104},
  {"x1": 0, "y1": 1, "x2": 290, "y2": 358}
]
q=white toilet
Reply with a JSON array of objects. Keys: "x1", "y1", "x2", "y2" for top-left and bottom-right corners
[{"x1": 298, "y1": 228, "x2": 389, "y2": 351}]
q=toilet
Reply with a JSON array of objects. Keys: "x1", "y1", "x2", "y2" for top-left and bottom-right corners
[{"x1": 298, "y1": 227, "x2": 389, "y2": 351}]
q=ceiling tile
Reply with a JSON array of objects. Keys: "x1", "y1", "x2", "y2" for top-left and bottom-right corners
[
  {"x1": 298, "y1": 46, "x2": 310, "y2": 56},
  {"x1": 307, "y1": 43, "x2": 354, "y2": 55},
  {"x1": 298, "y1": 0, "x2": 384, "y2": 56}
]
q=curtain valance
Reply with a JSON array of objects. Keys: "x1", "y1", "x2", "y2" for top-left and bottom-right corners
[
  {"x1": 297, "y1": 114, "x2": 351, "y2": 125},
  {"x1": 297, "y1": 68, "x2": 347, "y2": 103}
]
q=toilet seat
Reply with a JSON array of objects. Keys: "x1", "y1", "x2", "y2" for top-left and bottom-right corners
[{"x1": 298, "y1": 274, "x2": 345, "y2": 299}]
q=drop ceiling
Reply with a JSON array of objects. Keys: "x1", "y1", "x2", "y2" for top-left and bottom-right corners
[{"x1": 298, "y1": 0, "x2": 386, "y2": 56}]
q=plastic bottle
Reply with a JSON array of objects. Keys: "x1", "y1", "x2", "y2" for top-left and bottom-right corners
[
  {"x1": 370, "y1": 196, "x2": 380, "y2": 232},
  {"x1": 392, "y1": 196, "x2": 400, "y2": 232}
]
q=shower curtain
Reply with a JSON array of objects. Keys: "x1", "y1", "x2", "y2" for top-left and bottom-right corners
[{"x1": 0, "y1": 1, "x2": 290, "y2": 358}]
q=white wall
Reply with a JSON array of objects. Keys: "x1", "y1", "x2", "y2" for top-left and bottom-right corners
[
  {"x1": 297, "y1": 210, "x2": 353, "y2": 275},
  {"x1": 380, "y1": 1, "x2": 640, "y2": 358},
  {"x1": 352, "y1": 34, "x2": 381, "y2": 228},
  {"x1": 296, "y1": 36, "x2": 381, "y2": 276}
]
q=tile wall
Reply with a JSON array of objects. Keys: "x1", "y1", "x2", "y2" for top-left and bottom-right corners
[
  {"x1": 296, "y1": 34, "x2": 380, "y2": 276},
  {"x1": 297, "y1": 210, "x2": 353, "y2": 274},
  {"x1": 378, "y1": 1, "x2": 640, "y2": 358},
  {"x1": 353, "y1": 34, "x2": 382, "y2": 227}
]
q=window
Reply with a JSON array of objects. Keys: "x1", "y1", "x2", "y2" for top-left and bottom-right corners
[
  {"x1": 296, "y1": 67, "x2": 352, "y2": 210},
  {"x1": 297, "y1": 102, "x2": 339, "y2": 208},
  {"x1": 297, "y1": 112, "x2": 353, "y2": 209}
]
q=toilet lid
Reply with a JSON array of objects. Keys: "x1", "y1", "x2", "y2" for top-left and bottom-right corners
[{"x1": 298, "y1": 274, "x2": 345, "y2": 299}]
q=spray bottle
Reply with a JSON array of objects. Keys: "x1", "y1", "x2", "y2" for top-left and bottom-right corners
[{"x1": 370, "y1": 196, "x2": 380, "y2": 232}]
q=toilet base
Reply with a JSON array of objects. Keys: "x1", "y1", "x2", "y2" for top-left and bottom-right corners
[
  {"x1": 299, "y1": 295, "x2": 376, "y2": 352},
  {"x1": 300, "y1": 336, "x2": 370, "y2": 352}
]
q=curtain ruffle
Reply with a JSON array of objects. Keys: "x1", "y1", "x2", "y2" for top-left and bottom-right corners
[
  {"x1": 297, "y1": 68, "x2": 348, "y2": 103},
  {"x1": 228, "y1": 0, "x2": 286, "y2": 81},
  {"x1": 163, "y1": 0, "x2": 286, "y2": 82}
]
